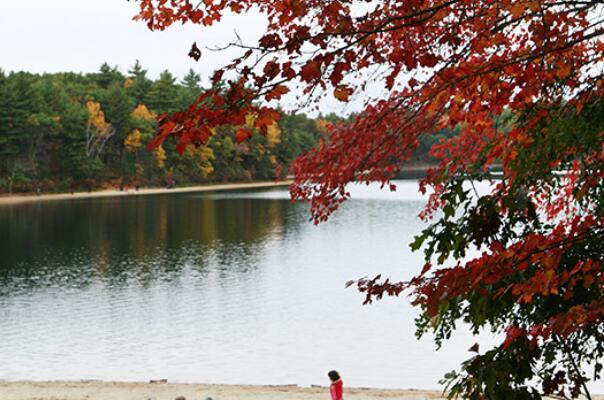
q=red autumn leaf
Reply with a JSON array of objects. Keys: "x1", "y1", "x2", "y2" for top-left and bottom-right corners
[
  {"x1": 333, "y1": 85, "x2": 352, "y2": 102},
  {"x1": 389, "y1": 47, "x2": 405, "y2": 63},
  {"x1": 419, "y1": 54, "x2": 439, "y2": 68},
  {"x1": 503, "y1": 326, "x2": 527, "y2": 349},
  {"x1": 281, "y1": 62, "x2": 296, "y2": 79},
  {"x1": 510, "y1": 3, "x2": 526, "y2": 18},
  {"x1": 235, "y1": 128, "x2": 253, "y2": 143},
  {"x1": 556, "y1": 61, "x2": 572, "y2": 79},
  {"x1": 259, "y1": 33, "x2": 283, "y2": 49},
  {"x1": 175, "y1": 141, "x2": 189, "y2": 154},
  {"x1": 300, "y1": 59, "x2": 322, "y2": 82},
  {"x1": 265, "y1": 85, "x2": 289, "y2": 101},
  {"x1": 229, "y1": 3, "x2": 243, "y2": 13},
  {"x1": 263, "y1": 61, "x2": 280, "y2": 79},
  {"x1": 329, "y1": 62, "x2": 347, "y2": 86},
  {"x1": 135, "y1": 2, "x2": 604, "y2": 394},
  {"x1": 255, "y1": 109, "x2": 281, "y2": 129}
]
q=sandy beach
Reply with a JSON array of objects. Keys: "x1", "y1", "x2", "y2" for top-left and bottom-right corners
[
  {"x1": 0, "y1": 181, "x2": 292, "y2": 207},
  {"x1": 0, "y1": 381, "x2": 447, "y2": 400},
  {"x1": 2, "y1": 380, "x2": 603, "y2": 400}
]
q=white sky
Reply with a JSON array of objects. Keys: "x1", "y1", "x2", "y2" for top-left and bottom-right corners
[
  {"x1": 0, "y1": 0, "x2": 266, "y2": 82},
  {"x1": 0, "y1": 0, "x2": 372, "y2": 115}
]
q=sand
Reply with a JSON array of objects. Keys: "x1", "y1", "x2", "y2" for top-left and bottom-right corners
[
  {"x1": 0, "y1": 181, "x2": 292, "y2": 206},
  {"x1": 0, "y1": 381, "x2": 447, "y2": 400},
  {"x1": 2, "y1": 380, "x2": 602, "y2": 400}
]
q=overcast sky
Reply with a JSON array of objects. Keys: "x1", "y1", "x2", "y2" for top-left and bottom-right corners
[
  {"x1": 0, "y1": 0, "x2": 267, "y2": 81},
  {"x1": 0, "y1": 1, "x2": 368, "y2": 115}
]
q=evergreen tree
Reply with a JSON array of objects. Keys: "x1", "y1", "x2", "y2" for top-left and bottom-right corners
[
  {"x1": 95, "y1": 63, "x2": 123, "y2": 89},
  {"x1": 127, "y1": 60, "x2": 152, "y2": 105},
  {"x1": 0, "y1": 74, "x2": 37, "y2": 156},
  {"x1": 128, "y1": 60, "x2": 145, "y2": 78},
  {"x1": 101, "y1": 83, "x2": 134, "y2": 138},
  {"x1": 145, "y1": 70, "x2": 179, "y2": 114},
  {"x1": 0, "y1": 72, "x2": 39, "y2": 190},
  {"x1": 182, "y1": 69, "x2": 201, "y2": 91},
  {"x1": 0, "y1": 69, "x2": 11, "y2": 175},
  {"x1": 276, "y1": 112, "x2": 321, "y2": 167},
  {"x1": 180, "y1": 68, "x2": 202, "y2": 107}
]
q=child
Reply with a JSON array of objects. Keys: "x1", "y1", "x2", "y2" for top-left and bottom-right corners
[{"x1": 328, "y1": 370, "x2": 343, "y2": 400}]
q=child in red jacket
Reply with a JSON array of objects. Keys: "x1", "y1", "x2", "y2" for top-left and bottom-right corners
[{"x1": 328, "y1": 370, "x2": 343, "y2": 400}]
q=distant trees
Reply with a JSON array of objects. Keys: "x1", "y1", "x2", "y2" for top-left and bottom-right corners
[
  {"x1": 0, "y1": 62, "x2": 445, "y2": 193},
  {"x1": 146, "y1": 70, "x2": 179, "y2": 114},
  {"x1": 0, "y1": 62, "x2": 353, "y2": 193}
]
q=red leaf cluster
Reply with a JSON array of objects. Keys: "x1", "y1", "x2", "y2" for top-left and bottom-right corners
[{"x1": 135, "y1": 2, "x2": 604, "y2": 394}]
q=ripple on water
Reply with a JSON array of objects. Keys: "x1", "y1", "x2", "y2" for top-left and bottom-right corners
[{"x1": 0, "y1": 181, "x2": 513, "y2": 389}]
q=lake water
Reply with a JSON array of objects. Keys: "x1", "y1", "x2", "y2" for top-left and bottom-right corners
[{"x1": 0, "y1": 180, "x2": 493, "y2": 390}]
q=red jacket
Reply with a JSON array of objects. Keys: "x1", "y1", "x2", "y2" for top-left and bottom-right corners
[{"x1": 330, "y1": 380, "x2": 343, "y2": 400}]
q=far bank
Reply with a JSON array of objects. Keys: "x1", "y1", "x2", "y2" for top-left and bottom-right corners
[{"x1": 0, "y1": 181, "x2": 292, "y2": 207}]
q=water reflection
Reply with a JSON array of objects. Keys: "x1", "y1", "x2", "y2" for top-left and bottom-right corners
[
  {"x1": 0, "y1": 189, "x2": 302, "y2": 292},
  {"x1": 0, "y1": 181, "x2": 502, "y2": 389}
]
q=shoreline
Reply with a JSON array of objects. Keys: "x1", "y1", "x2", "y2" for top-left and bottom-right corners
[
  {"x1": 0, "y1": 380, "x2": 446, "y2": 400},
  {"x1": 0, "y1": 181, "x2": 292, "y2": 207},
  {"x1": 1, "y1": 380, "x2": 601, "y2": 400}
]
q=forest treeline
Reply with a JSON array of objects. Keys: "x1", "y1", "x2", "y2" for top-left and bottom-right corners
[{"x1": 0, "y1": 62, "x2": 443, "y2": 194}]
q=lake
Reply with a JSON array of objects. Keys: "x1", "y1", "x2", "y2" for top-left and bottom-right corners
[{"x1": 0, "y1": 180, "x2": 493, "y2": 390}]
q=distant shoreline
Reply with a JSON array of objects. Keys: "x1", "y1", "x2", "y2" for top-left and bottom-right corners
[
  {"x1": 0, "y1": 181, "x2": 292, "y2": 206},
  {"x1": 0, "y1": 380, "x2": 448, "y2": 400}
]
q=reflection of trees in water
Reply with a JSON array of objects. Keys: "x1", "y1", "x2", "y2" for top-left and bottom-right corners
[{"x1": 0, "y1": 191, "x2": 308, "y2": 294}]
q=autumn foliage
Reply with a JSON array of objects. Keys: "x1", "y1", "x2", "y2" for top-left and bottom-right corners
[{"x1": 135, "y1": 1, "x2": 604, "y2": 398}]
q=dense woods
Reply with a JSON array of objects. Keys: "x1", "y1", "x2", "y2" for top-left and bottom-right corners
[
  {"x1": 0, "y1": 61, "x2": 448, "y2": 194},
  {"x1": 0, "y1": 62, "x2": 338, "y2": 193}
]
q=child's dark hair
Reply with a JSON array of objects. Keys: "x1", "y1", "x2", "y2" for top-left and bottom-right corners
[{"x1": 328, "y1": 370, "x2": 341, "y2": 382}]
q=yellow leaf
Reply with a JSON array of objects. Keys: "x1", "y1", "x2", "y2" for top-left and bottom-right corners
[
  {"x1": 153, "y1": 145, "x2": 166, "y2": 169},
  {"x1": 266, "y1": 123, "x2": 281, "y2": 147},
  {"x1": 245, "y1": 112, "x2": 257, "y2": 128},
  {"x1": 87, "y1": 101, "x2": 110, "y2": 136},
  {"x1": 131, "y1": 104, "x2": 157, "y2": 121},
  {"x1": 124, "y1": 129, "x2": 142, "y2": 152},
  {"x1": 315, "y1": 118, "x2": 329, "y2": 133}
]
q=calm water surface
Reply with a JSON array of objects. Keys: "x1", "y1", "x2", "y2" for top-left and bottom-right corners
[{"x1": 1, "y1": 181, "x2": 495, "y2": 389}]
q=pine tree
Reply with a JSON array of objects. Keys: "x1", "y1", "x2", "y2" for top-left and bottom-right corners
[
  {"x1": 101, "y1": 83, "x2": 134, "y2": 138},
  {"x1": 0, "y1": 72, "x2": 38, "y2": 189},
  {"x1": 182, "y1": 69, "x2": 201, "y2": 90},
  {"x1": 180, "y1": 68, "x2": 202, "y2": 108},
  {"x1": 128, "y1": 60, "x2": 145, "y2": 79},
  {"x1": 95, "y1": 63, "x2": 123, "y2": 89},
  {"x1": 0, "y1": 69, "x2": 11, "y2": 174},
  {"x1": 127, "y1": 60, "x2": 152, "y2": 105},
  {"x1": 0, "y1": 73, "x2": 36, "y2": 152},
  {"x1": 145, "y1": 70, "x2": 179, "y2": 114}
]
